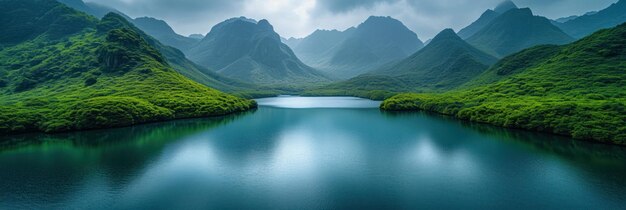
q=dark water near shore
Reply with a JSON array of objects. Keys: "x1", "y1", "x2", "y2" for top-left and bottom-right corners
[{"x1": 1, "y1": 97, "x2": 625, "y2": 209}]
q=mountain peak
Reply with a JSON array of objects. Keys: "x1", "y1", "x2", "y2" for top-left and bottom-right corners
[
  {"x1": 356, "y1": 16, "x2": 418, "y2": 40},
  {"x1": 505, "y1": 7, "x2": 533, "y2": 17},
  {"x1": 97, "y1": 12, "x2": 133, "y2": 32},
  {"x1": 431, "y1": 28, "x2": 460, "y2": 42},
  {"x1": 257, "y1": 19, "x2": 274, "y2": 31},
  {"x1": 133, "y1": 17, "x2": 176, "y2": 34},
  {"x1": 188, "y1": 34, "x2": 204, "y2": 40},
  {"x1": 187, "y1": 17, "x2": 327, "y2": 84},
  {"x1": 362, "y1": 16, "x2": 399, "y2": 25},
  {"x1": 494, "y1": 0, "x2": 518, "y2": 13},
  {"x1": 223, "y1": 16, "x2": 257, "y2": 25}
]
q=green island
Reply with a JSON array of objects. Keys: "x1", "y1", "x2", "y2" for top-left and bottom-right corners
[
  {"x1": 0, "y1": 1, "x2": 256, "y2": 134},
  {"x1": 381, "y1": 23, "x2": 626, "y2": 144}
]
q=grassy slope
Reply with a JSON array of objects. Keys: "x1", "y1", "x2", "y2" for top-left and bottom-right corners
[
  {"x1": 381, "y1": 23, "x2": 626, "y2": 145},
  {"x1": 0, "y1": 1, "x2": 256, "y2": 134},
  {"x1": 56, "y1": 0, "x2": 278, "y2": 98}
]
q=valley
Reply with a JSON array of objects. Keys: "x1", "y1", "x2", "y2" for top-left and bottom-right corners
[
  {"x1": 1, "y1": 0, "x2": 625, "y2": 208},
  {"x1": 1, "y1": 0, "x2": 624, "y2": 144}
]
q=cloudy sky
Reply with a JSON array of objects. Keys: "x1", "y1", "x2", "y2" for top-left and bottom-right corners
[{"x1": 85, "y1": 0, "x2": 618, "y2": 40}]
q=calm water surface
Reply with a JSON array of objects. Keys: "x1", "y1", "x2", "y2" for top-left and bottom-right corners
[{"x1": 1, "y1": 96, "x2": 626, "y2": 209}]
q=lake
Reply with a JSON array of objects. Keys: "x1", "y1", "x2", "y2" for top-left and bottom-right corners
[{"x1": 1, "y1": 96, "x2": 625, "y2": 209}]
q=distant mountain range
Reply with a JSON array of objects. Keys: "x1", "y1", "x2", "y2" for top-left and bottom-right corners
[
  {"x1": 309, "y1": 29, "x2": 497, "y2": 97},
  {"x1": 466, "y1": 8, "x2": 574, "y2": 57},
  {"x1": 554, "y1": 0, "x2": 626, "y2": 39},
  {"x1": 287, "y1": 28, "x2": 354, "y2": 68},
  {"x1": 290, "y1": 16, "x2": 423, "y2": 79},
  {"x1": 457, "y1": 0, "x2": 518, "y2": 39},
  {"x1": 186, "y1": 17, "x2": 329, "y2": 85},
  {"x1": 373, "y1": 29, "x2": 497, "y2": 88},
  {"x1": 188, "y1": 34, "x2": 205, "y2": 40}
]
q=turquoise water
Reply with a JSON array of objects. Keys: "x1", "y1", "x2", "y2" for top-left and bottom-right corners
[{"x1": 1, "y1": 97, "x2": 625, "y2": 209}]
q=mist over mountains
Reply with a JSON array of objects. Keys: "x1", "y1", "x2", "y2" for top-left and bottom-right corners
[{"x1": 51, "y1": 0, "x2": 626, "y2": 88}]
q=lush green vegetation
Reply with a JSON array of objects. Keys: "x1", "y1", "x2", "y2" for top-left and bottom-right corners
[
  {"x1": 0, "y1": 0, "x2": 256, "y2": 134},
  {"x1": 382, "y1": 23, "x2": 626, "y2": 145},
  {"x1": 56, "y1": 0, "x2": 279, "y2": 97},
  {"x1": 302, "y1": 75, "x2": 408, "y2": 100}
]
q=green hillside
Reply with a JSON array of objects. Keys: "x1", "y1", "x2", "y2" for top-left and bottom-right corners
[
  {"x1": 0, "y1": 0, "x2": 256, "y2": 134},
  {"x1": 467, "y1": 8, "x2": 574, "y2": 57},
  {"x1": 382, "y1": 23, "x2": 626, "y2": 145},
  {"x1": 374, "y1": 29, "x2": 498, "y2": 87},
  {"x1": 55, "y1": 0, "x2": 266, "y2": 95}
]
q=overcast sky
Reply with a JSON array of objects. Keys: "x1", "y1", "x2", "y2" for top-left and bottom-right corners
[{"x1": 85, "y1": 0, "x2": 618, "y2": 40}]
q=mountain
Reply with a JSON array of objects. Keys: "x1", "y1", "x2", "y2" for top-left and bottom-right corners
[
  {"x1": 291, "y1": 16, "x2": 422, "y2": 79},
  {"x1": 306, "y1": 29, "x2": 497, "y2": 98},
  {"x1": 374, "y1": 29, "x2": 498, "y2": 86},
  {"x1": 467, "y1": 8, "x2": 574, "y2": 57},
  {"x1": 556, "y1": 0, "x2": 626, "y2": 39},
  {"x1": 283, "y1": 37, "x2": 303, "y2": 49},
  {"x1": 186, "y1": 17, "x2": 329, "y2": 85},
  {"x1": 382, "y1": 23, "x2": 626, "y2": 145},
  {"x1": 55, "y1": 0, "x2": 264, "y2": 94},
  {"x1": 56, "y1": 0, "x2": 92, "y2": 14},
  {"x1": 0, "y1": 0, "x2": 256, "y2": 134},
  {"x1": 290, "y1": 28, "x2": 354, "y2": 67},
  {"x1": 458, "y1": 10, "x2": 500, "y2": 39},
  {"x1": 57, "y1": 0, "x2": 199, "y2": 52},
  {"x1": 494, "y1": 0, "x2": 518, "y2": 13},
  {"x1": 458, "y1": 0, "x2": 518, "y2": 39},
  {"x1": 325, "y1": 16, "x2": 423, "y2": 78},
  {"x1": 554, "y1": 15, "x2": 579, "y2": 23},
  {"x1": 188, "y1": 34, "x2": 205, "y2": 40},
  {"x1": 57, "y1": 0, "x2": 128, "y2": 19},
  {"x1": 133, "y1": 17, "x2": 199, "y2": 51}
]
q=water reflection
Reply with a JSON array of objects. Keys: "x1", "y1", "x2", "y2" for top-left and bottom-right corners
[
  {"x1": 0, "y1": 111, "x2": 253, "y2": 209},
  {"x1": 256, "y1": 96, "x2": 381, "y2": 108},
  {"x1": 1, "y1": 101, "x2": 625, "y2": 209}
]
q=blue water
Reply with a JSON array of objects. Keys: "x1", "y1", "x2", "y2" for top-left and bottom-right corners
[{"x1": 1, "y1": 97, "x2": 625, "y2": 209}]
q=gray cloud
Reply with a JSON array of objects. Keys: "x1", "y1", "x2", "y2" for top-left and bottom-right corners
[
  {"x1": 316, "y1": 0, "x2": 399, "y2": 13},
  {"x1": 85, "y1": 0, "x2": 619, "y2": 40}
]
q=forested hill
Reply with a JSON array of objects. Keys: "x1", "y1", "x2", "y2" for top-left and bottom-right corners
[
  {"x1": 0, "y1": 0, "x2": 256, "y2": 134},
  {"x1": 382, "y1": 22, "x2": 626, "y2": 145}
]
